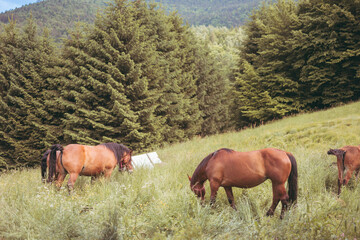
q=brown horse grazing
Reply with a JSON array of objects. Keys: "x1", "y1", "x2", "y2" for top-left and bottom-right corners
[
  {"x1": 328, "y1": 145, "x2": 360, "y2": 195},
  {"x1": 45, "y1": 143, "x2": 133, "y2": 192},
  {"x1": 188, "y1": 148, "x2": 298, "y2": 219}
]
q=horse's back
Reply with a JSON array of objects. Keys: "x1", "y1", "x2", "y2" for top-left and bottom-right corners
[
  {"x1": 342, "y1": 146, "x2": 360, "y2": 166},
  {"x1": 206, "y1": 148, "x2": 291, "y2": 187},
  {"x1": 61, "y1": 144, "x2": 86, "y2": 172}
]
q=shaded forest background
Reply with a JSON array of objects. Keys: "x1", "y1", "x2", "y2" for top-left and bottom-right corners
[{"x1": 0, "y1": 0, "x2": 359, "y2": 170}]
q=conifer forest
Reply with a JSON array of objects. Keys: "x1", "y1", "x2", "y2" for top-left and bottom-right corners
[{"x1": 0, "y1": 0, "x2": 359, "y2": 169}]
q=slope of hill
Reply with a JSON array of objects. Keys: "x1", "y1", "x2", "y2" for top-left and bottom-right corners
[
  {"x1": 0, "y1": 0, "x2": 107, "y2": 40},
  {"x1": 0, "y1": 0, "x2": 264, "y2": 40},
  {"x1": 1, "y1": 101, "x2": 359, "y2": 239}
]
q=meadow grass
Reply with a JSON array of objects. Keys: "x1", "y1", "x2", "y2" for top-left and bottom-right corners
[{"x1": 1, "y1": 101, "x2": 360, "y2": 239}]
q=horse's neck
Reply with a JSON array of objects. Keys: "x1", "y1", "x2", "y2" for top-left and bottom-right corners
[{"x1": 191, "y1": 168, "x2": 207, "y2": 186}]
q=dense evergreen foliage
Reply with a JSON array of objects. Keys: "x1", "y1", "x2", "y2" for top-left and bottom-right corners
[
  {"x1": 0, "y1": 16, "x2": 62, "y2": 169},
  {"x1": 0, "y1": 0, "x2": 230, "y2": 169},
  {"x1": 0, "y1": 0, "x2": 264, "y2": 41},
  {"x1": 232, "y1": 0, "x2": 360, "y2": 127}
]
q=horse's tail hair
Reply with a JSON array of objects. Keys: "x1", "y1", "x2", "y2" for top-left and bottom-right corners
[
  {"x1": 48, "y1": 144, "x2": 63, "y2": 183},
  {"x1": 41, "y1": 149, "x2": 51, "y2": 183},
  {"x1": 286, "y1": 153, "x2": 298, "y2": 205},
  {"x1": 327, "y1": 148, "x2": 346, "y2": 172}
]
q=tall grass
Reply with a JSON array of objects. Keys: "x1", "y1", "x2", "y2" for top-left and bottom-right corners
[{"x1": 1, "y1": 102, "x2": 360, "y2": 239}]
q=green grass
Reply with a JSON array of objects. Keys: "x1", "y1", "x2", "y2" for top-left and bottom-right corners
[{"x1": 1, "y1": 101, "x2": 360, "y2": 239}]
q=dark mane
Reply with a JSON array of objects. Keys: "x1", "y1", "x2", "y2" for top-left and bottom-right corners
[
  {"x1": 218, "y1": 148, "x2": 234, "y2": 153},
  {"x1": 100, "y1": 143, "x2": 131, "y2": 163},
  {"x1": 191, "y1": 148, "x2": 234, "y2": 186},
  {"x1": 191, "y1": 152, "x2": 215, "y2": 186}
]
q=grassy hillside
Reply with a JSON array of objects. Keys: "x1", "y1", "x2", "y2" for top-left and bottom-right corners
[
  {"x1": 0, "y1": 101, "x2": 360, "y2": 239},
  {"x1": 0, "y1": 0, "x2": 264, "y2": 40}
]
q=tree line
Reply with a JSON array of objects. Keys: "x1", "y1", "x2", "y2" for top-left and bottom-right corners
[
  {"x1": 0, "y1": 0, "x2": 263, "y2": 42},
  {"x1": 232, "y1": 0, "x2": 360, "y2": 127},
  {"x1": 0, "y1": 0, "x2": 231, "y2": 169},
  {"x1": 1, "y1": 0, "x2": 359, "y2": 170}
]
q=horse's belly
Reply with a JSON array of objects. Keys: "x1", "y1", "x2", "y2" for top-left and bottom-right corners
[
  {"x1": 222, "y1": 176, "x2": 266, "y2": 188},
  {"x1": 80, "y1": 163, "x2": 108, "y2": 176}
]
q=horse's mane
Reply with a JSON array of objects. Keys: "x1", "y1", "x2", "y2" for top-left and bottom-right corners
[
  {"x1": 191, "y1": 152, "x2": 214, "y2": 185},
  {"x1": 100, "y1": 142, "x2": 131, "y2": 163},
  {"x1": 191, "y1": 148, "x2": 234, "y2": 185}
]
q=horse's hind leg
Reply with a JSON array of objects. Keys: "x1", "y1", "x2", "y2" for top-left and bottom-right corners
[
  {"x1": 337, "y1": 158, "x2": 344, "y2": 195},
  {"x1": 280, "y1": 198, "x2": 290, "y2": 219},
  {"x1": 266, "y1": 197, "x2": 280, "y2": 217},
  {"x1": 56, "y1": 172, "x2": 67, "y2": 190},
  {"x1": 267, "y1": 182, "x2": 287, "y2": 218},
  {"x1": 343, "y1": 168, "x2": 355, "y2": 186},
  {"x1": 224, "y1": 187, "x2": 236, "y2": 210},
  {"x1": 67, "y1": 173, "x2": 79, "y2": 194}
]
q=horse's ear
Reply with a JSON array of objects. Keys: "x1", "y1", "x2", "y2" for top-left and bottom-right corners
[{"x1": 187, "y1": 174, "x2": 191, "y2": 181}]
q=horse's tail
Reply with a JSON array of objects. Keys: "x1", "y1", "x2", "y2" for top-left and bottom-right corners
[
  {"x1": 47, "y1": 144, "x2": 63, "y2": 183},
  {"x1": 327, "y1": 148, "x2": 346, "y2": 172},
  {"x1": 41, "y1": 149, "x2": 51, "y2": 183},
  {"x1": 286, "y1": 153, "x2": 298, "y2": 205}
]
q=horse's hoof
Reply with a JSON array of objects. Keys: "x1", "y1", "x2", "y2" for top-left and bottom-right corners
[{"x1": 266, "y1": 210, "x2": 274, "y2": 216}]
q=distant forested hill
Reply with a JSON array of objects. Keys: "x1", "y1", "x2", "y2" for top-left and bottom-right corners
[
  {"x1": 151, "y1": 0, "x2": 264, "y2": 27},
  {"x1": 0, "y1": 0, "x2": 108, "y2": 40},
  {"x1": 0, "y1": 0, "x2": 264, "y2": 40}
]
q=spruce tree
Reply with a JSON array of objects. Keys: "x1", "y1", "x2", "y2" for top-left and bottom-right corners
[
  {"x1": 294, "y1": 0, "x2": 360, "y2": 108},
  {"x1": 232, "y1": 0, "x2": 360, "y2": 127},
  {"x1": 0, "y1": 17, "x2": 61, "y2": 169},
  {"x1": 233, "y1": 0, "x2": 300, "y2": 126},
  {"x1": 58, "y1": 0, "x2": 213, "y2": 149},
  {"x1": 195, "y1": 41, "x2": 230, "y2": 135}
]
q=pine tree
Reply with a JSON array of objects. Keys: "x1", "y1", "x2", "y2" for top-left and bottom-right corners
[{"x1": 0, "y1": 17, "x2": 61, "y2": 169}]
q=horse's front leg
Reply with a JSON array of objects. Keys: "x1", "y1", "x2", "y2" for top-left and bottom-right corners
[
  {"x1": 104, "y1": 168, "x2": 114, "y2": 179},
  {"x1": 209, "y1": 179, "x2": 220, "y2": 207},
  {"x1": 224, "y1": 186, "x2": 237, "y2": 210},
  {"x1": 91, "y1": 175, "x2": 99, "y2": 184},
  {"x1": 355, "y1": 168, "x2": 360, "y2": 180}
]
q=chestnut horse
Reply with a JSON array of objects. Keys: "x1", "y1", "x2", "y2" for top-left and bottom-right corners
[
  {"x1": 43, "y1": 143, "x2": 133, "y2": 192},
  {"x1": 328, "y1": 145, "x2": 360, "y2": 195},
  {"x1": 188, "y1": 148, "x2": 298, "y2": 219}
]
